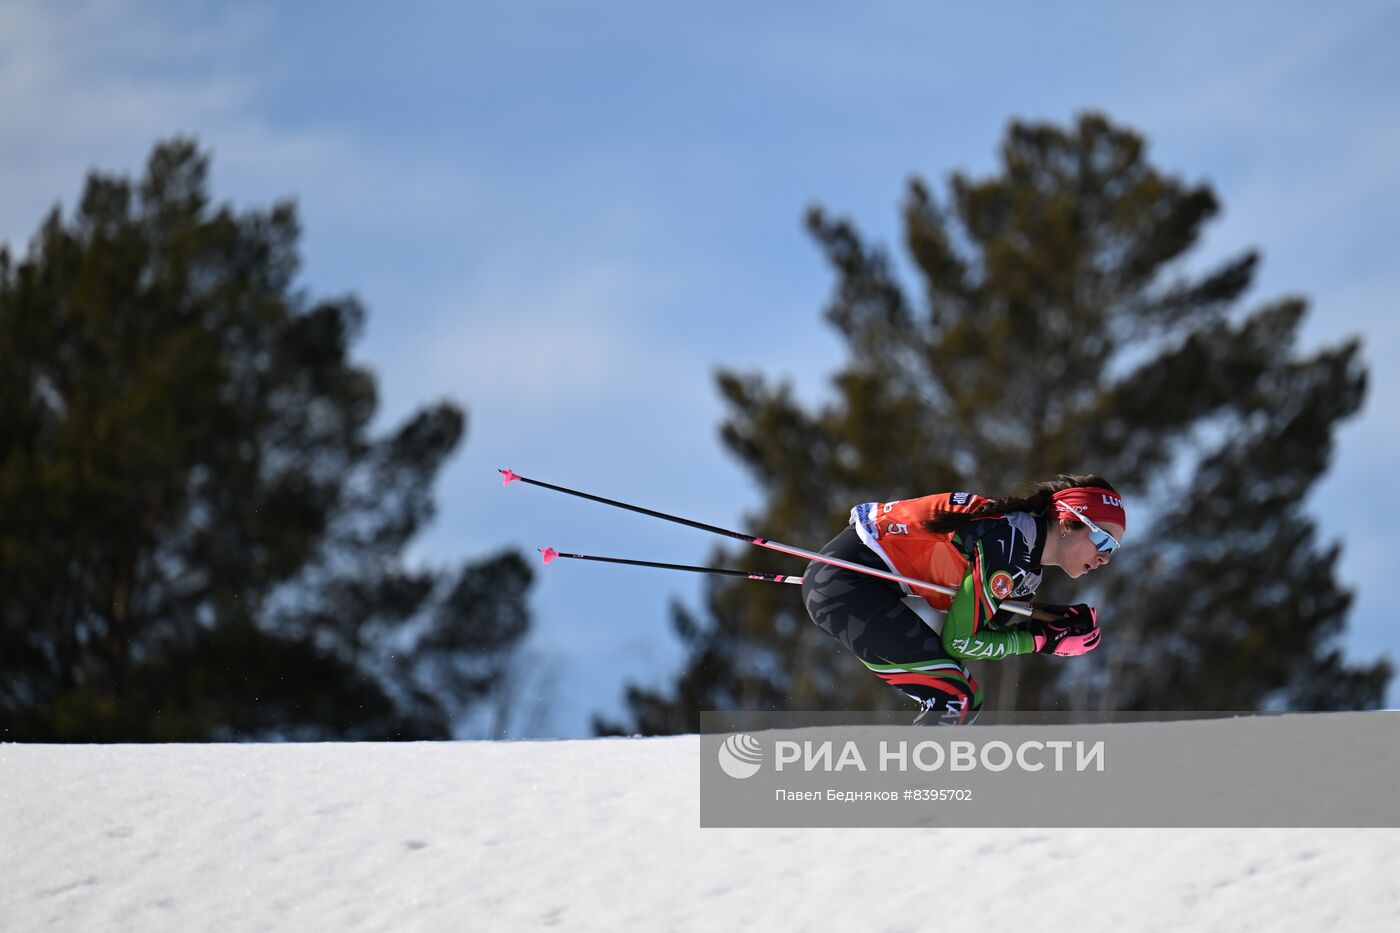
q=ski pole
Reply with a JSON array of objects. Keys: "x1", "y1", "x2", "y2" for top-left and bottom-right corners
[
  {"x1": 501, "y1": 468, "x2": 1032, "y2": 617},
  {"x1": 538, "y1": 548, "x2": 803, "y2": 584},
  {"x1": 538, "y1": 548, "x2": 1057, "y2": 619}
]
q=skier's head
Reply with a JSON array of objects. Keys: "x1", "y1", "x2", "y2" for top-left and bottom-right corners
[
  {"x1": 922, "y1": 474, "x2": 1126, "y2": 578},
  {"x1": 1040, "y1": 475, "x2": 1124, "y2": 578}
]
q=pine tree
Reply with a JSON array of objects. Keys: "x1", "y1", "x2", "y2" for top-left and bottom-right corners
[
  {"x1": 604, "y1": 112, "x2": 1389, "y2": 734},
  {"x1": 0, "y1": 140, "x2": 532, "y2": 740}
]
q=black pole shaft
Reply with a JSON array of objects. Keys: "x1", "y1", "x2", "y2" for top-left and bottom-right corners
[
  {"x1": 543, "y1": 549, "x2": 803, "y2": 584},
  {"x1": 505, "y1": 470, "x2": 754, "y2": 543}
]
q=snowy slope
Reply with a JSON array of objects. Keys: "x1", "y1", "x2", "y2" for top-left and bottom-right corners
[{"x1": 2, "y1": 727, "x2": 1397, "y2": 932}]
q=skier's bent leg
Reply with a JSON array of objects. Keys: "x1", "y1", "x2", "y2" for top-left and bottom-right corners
[
  {"x1": 904, "y1": 680, "x2": 983, "y2": 726},
  {"x1": 803, "y1": 527, "x2": 983, "y2": 724}
]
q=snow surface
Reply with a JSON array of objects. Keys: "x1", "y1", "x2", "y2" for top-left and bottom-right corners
[{"x1": 2, "y1": 728, "x2": 1397, "y2": 932}]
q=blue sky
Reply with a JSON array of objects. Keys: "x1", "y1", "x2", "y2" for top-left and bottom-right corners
[{"x1": 2, "y1": 0, "x2": 1397, "y2": 735}]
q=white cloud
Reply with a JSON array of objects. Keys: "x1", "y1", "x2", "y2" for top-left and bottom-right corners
[
  {"x1": 0, "y1": 2, "x2": 252, "y2": 234},
  {"x1": 0, "y1": 1, "x2": 484, "y2": 264}
]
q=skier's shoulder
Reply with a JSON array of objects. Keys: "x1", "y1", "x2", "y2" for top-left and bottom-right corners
[
  {"x1": 927, "y1": 490, "x2": 989, "y2": 514},
  {"x1": 879, "y1": 490, "x2": 989, "y2": 518},
  {"x1": 961, "y1": 509, "x2": 1040, "y2": 565}
]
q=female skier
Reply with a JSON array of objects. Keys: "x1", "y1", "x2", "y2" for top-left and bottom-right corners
[{"x1": 801, "y1": 475, "x2": 1125, "y2": 725}]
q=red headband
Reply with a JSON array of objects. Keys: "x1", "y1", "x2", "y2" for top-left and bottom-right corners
[{"x1": 1051, "y1": 487, "x2": 1126, "y2": 531}]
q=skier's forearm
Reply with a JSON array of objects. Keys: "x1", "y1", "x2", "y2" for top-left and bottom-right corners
[
  {"x1": 942, "y1": 576, "x2": 1036, "y2": 660},
  {"x1": 944, "y1": 627, "x2": 1036, "y2": 660}
]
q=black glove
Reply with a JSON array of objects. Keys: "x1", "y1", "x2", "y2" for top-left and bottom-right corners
[
  {"x1": 1037, "y1": 603, "x2": 1097, "y2": 633},
  {"x1": 1028, "y1": 604, "x2": 1100, "y2": 656}
]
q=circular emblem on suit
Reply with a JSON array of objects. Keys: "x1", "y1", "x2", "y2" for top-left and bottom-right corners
[{"x1": 989, "y1": 570, "x2": 1015, "y2": 600}]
